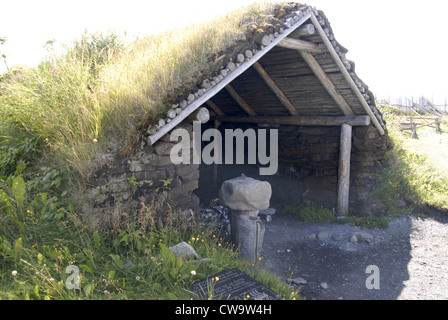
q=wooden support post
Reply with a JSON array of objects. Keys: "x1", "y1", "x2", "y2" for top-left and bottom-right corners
[{"x1": 337, "y1": 123, "x2": 352, "y2": 216}]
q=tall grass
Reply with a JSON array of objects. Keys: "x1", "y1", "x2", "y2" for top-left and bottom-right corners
[
  {"x1": 0, "y1": 2, "x2": 300, "y2": 300},
  {"x1": 0, "y1": 170, "x2": 297, "y2": 300},
  {"x1": 373, "y1": 105, "x2": 448, "y2": 211},
  {"x1": 0, "y1": 2, "x2": 281, "y2": 179}
]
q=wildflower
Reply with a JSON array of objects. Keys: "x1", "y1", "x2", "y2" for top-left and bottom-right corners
[
  {"x1": 11, "y1": 270, "x2": 17, "y2": 277},
  {"x1": 136, "y1": 276, "x2": 141, "y2": 281},
  {"x1": 93, "y1": 138, "x2": 98, "y2": 143},
  {"x1": 104, "y1": 290, "x2": 109, "y2": 295},
  {"x1": 190, "y1": 270, "x2": 196, "y2": 276},
  {"x1": 215, "y1": 277, "x2": 219, "y2": 281}
]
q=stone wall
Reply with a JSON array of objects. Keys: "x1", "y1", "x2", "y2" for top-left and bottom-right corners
[
  {"x1": 84, "y1": 120, "x2": 391, "y2": 229},
  {"x1": 276, "y1": 124, "x2": 392, "y2": 210},
  {"x1": 196, "y1": 122, "x2": 391, "y2": 213},
  {"x1": 84, "y1": 122, "x2": 200, "y2": 230}
]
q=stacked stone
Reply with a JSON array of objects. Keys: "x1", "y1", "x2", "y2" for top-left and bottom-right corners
[{"x1": 88, "y1": 122, "x2": 200, "y2": 226}]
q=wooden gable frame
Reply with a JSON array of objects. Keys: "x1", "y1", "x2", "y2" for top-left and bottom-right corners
[{"x1": 147, "y1": 9, "x2": 386, "y2": 216}]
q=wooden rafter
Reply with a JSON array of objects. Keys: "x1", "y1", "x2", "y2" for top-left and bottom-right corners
[
  {"x1": 225, "y1": 84, "x2": 257, "y2": 116},
  {"x1": 309, "y1": 13, "x2": 385, "y2": 135},
  {"x1": 298, "y1": 50, "x2": 355, "y2": 116},
  {"x1": 252, "y1": 62, "x2": 299, "y2": 116},
  {"x1": 215, "y1": 115, "x2": 370, "y2": 127},
  {"x1": 205, "y1": 100, "x2": 225, "y2": 116}
]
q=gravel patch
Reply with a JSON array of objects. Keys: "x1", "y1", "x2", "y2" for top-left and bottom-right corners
[{"x1": 261, "y1": 211, "x2": 448, "y2": 300}]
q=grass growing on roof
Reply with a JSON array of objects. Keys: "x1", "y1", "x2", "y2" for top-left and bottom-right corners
[{"x1": 0, "y1": 2, "x2": 281, "y2": 180}]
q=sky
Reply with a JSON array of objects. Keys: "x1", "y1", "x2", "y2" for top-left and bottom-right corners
[{"x1": 1, "y1": 0, "x2": 447, "y2": 104}]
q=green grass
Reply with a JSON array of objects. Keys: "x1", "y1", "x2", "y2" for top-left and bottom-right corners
[
  {"x1": 373, "y1": 104, "x2": 448, "y2": 212},
  {"x1": 0, "y1": 2, "x2": 300, "y2": 300},
  {"x1": 0, "y1": 168, "x2": 298, "y2": 300}
]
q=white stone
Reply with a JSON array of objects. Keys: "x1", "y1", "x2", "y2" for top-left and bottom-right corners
[
  {"x1": 288, "y1": 277, "x2": 308, "y2": 285},
  {"x1": 169, "y1": 241, "x2": 199, "y2": 259},
  {"x1": 317, "y1": 232, "x2": 328, "y2": 240}
]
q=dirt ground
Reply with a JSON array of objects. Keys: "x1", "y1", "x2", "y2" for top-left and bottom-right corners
[{"x1": 261, "y1": 209, "x2": 448, "y2": 300}]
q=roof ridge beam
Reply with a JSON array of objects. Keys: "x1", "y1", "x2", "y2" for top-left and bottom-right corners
[{"x1": 215, "y1": 115, "x2": 370, "y2": 127}]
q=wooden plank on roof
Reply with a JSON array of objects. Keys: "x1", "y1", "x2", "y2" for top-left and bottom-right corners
[
  {"x1": 309, "y1": 13, "x2": 385, "y2": 135},
  {"x1": 298, "y1": 50, "x2": 355, "y2": 117},
  {"x1": 278, "y1": 37, "x2": 326, "y2": 54},
  {"x1": 215, "y1": 115, "x2": 370, "y2": 126},
  {"x1": 225, "y1": 84, "x2": 257, "y2": 116},
  {"x1": 252, "y1": 62, "x2": 299, "y2": 116}
]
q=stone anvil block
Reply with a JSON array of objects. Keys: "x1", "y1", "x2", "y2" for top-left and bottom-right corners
[
  {"x1": 219, "y1": 175, "x2": 272, "y2": 261},
  {"x1": 219, "y1": 175, "x2": 272, "y2": 211}
]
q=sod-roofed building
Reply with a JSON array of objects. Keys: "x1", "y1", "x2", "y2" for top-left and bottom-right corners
[{"x1": 87, "y1": 3, "x2": 390, "y2": 229}]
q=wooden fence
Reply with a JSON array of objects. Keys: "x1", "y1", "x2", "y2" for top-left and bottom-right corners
[{"x1": 378, "y1": 96, "x2": 447, "y2": 115}]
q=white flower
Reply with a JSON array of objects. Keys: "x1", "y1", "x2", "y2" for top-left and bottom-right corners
[
  {"x1": 11, "y1": 270, "x2": 17, "y2": 277},
  {"x1": 93, "y1": 138, "x2": 98, "y2": 143},
  {"x1": 135, "y1": 276, "x2": 141, "y2": 281},
  {"x1": 190, "y1": 270, "x2": 196, "y2": 276}
]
